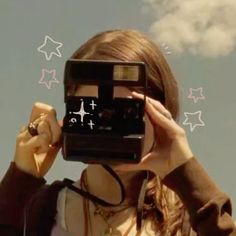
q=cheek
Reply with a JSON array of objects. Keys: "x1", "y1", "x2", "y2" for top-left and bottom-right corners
[{"x1": 142, "y1": 114, "x2": 155, "y2": 156}]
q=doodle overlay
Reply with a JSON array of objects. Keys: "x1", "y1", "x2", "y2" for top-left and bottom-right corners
[
  {"x1": 161, "y1": 42, "x2": 172, "y2": 55},
  {"x1": 38, "y1": 69, "x2": 59, "y2": 89},
  {"x1": 37, "y1": 35, "x2": 63, "y2": 61},
  {"x1": 187, "y1": 87, "x2": 205, "y2": 103},
  {"x1": 69, "y1": 99, "x2": 96, "y2": 130},
  {"x1": 182, "y1": 110, "x2": 205, "y2": 132}
]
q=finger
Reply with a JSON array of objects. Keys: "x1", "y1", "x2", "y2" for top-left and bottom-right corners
[
  {"x1": 38, "y1": 145, "x2": 61, "y2": 176},
  {"x1": 131, "y1": 91, "x2": 144, "y2": 100},
  {"x1": 132, "y1": 91, "x2": 172, "y2": 119},
  {"x1": 24, "y1": 133, "x2": 51, "y2": 154},
  {"x1": 43, "y1": 114, "x2": 62, "y2": 144},
  {"x1": 37, "y1": 120, "x2": 52, "y2": 143},
  {"x1": 17, "y1": 126, "x2": 31, "y2": 142},
  {"x1": 29, "y1": 102, "x2": 57, "y2": 123},
  {"x1": 17, "y1": 115, "x2": 47, "y2": 142},
  {"x1": 147, "y1": 98, "x2": 172, "y2": 120},
  {"x1": 29, "y1": 103, "x2": 61, "y2": 144},
  {"x1": 132, "y1": 91, "x2": 158, "y2": 104},
  {"x1": 17, "y1": 126, "x2": 37, "y2": 142},
  {"x1": 33, "y1": 113, "x2": 61, "y2": 145},
  {"x1": 58, "y1": 120, "x2": 63, "y2": 127},
  {"x1": 17, "y1": 118, "x2": 60, "y2": 153},
  {"x1": 145, "y1": 100, "x2": 175, "y2": 131}
]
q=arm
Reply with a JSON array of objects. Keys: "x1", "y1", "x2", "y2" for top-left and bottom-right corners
[
  {"x1": 0, "y1": 163, "x2": 46, "y2": 234},
  {"x1": 163, "y1": 157, "x2": 236, "y2": 236},
  {"x1": 117, "y1": 92, "x2": 236, "y2": 236},
  {"x1": 0, "y1": 102, "x2": 62, "y2": 235}
]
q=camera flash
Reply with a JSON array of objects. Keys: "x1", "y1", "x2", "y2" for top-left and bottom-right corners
[{"x1": 113, "y1": 65, "x2": 139, "y2": 81}]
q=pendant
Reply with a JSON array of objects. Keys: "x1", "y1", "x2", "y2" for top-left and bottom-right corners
[{"x1": 101, "y1": 227, "x2": 122, "y2": 236}]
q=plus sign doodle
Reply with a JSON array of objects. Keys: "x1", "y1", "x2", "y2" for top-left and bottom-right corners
[
  {"x1": 88, "y1": 120, "x2": 95, "y2": 130},
  {"x1": 90, "y1": 100, "x2": 97, "y2": 110},
  {"x1": 68, "y1": 99, "x2": 99, "y2": 130}
]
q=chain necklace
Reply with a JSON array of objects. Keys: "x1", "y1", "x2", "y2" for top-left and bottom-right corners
[
  {"x1": 86, "y1": 198, "x2": 136, "y2": 236},
  {"x1": 81, "y1": 169, "x2": 137, "y2": 236},
  {"x1": 93, "y1": 203, "x2": 131, "y2": 222}
]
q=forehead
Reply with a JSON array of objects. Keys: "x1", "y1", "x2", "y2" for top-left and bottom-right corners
[{"x1": 75, "y1": 85, "x2": 132, "y2": 98}]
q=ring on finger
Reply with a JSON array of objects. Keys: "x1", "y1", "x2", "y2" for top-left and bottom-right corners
[
  {"x1": 28, "y1": 122, "x2": 39, "y2": 137},
  {"x1": 27, "y1": 113, "x2": 46, "y2": 136}
]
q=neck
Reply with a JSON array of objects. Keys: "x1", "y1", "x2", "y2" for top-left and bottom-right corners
[{"x1": 84, "y1": 164, "x2": 142, "y2": 206}]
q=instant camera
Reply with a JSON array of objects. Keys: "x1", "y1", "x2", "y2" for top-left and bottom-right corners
[{"x1": 62, "y1": 59, "x2": 147, "y2": 164}]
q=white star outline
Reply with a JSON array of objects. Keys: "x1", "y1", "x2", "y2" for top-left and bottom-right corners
[
  {"x1": 187, "y1": 87, "x2": 205, "y2": 103},
  {"x1": 182, "y1": 110, "x2": 205, "y2": 132},
  {"x1": 37, "y1": 35, "x2": 63, "y2": 61},
  {"x1": 38, "y1": 69, "x2": 59, "y2": 89}
]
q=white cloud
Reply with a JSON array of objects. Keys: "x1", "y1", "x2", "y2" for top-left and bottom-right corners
[{"x1": 144, "y1": 0, "x2": 236, "y2": 57}]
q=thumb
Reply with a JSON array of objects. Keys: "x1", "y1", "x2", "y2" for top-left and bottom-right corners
[{"x1": 36, "y1": 144, "x2": 61, "y2": 177}]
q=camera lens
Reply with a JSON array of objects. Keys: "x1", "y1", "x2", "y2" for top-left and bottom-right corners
[
  {"x1": 123, "y1": 107, "x2": 137, "y2": 119},
  {"x1": 98, "y1": 109, "x2": 114, "y2": 121}
]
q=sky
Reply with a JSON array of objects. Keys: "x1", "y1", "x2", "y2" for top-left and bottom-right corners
[{"x1": 0, "y1": 0, "x2": 236, "y2": 216}]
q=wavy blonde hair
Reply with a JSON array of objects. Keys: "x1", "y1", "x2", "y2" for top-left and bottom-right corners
[{"x1": 68, "y1": 29, "x2": 186, "y2": 235}]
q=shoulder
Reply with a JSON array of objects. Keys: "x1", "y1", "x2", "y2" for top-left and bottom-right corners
[
  {"x1": 26, "y1": 180, "x2": 67, "y2": 235},
  {"x1": 27, "y1": 180, "x2": 66, "y2": 216}
]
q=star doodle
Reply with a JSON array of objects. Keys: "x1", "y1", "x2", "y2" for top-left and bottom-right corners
[
  {"x1": 182, "y1": 110, "x2": 205, "y2": 132},
  {"x1": 72, "y1": 99, "x2": 90, "y2": 123},
  {"x1": 38, "y1": 69, "x2": 59, "y2": 89},
  {"x1": 37, "y1": 35, "x2": 63, "y2": 61},
  {"x1": 187, "y1": 87, "x2": 205, "y2": 103}
]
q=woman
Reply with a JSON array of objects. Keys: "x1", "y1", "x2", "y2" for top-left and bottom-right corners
[{"x1": 0, "y1": 29, "x2": 235, "y2": 236}]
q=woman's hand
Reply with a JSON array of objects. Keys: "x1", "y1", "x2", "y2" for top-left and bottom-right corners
[
  {"x1": 114, "y1": 92, "x2": 193, "y2": 179},
  {"x1": 14, "y1": 102, "x2": 62, "y2": 178}
]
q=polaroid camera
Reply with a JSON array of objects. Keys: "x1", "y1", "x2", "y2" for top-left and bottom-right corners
[{"x1": 62, "y1": 59, "x2": 147, "y2": 164}]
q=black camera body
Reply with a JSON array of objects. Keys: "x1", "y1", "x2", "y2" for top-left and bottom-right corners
[{"x1": 62, "y1": 59, "x2": 147, "y2": 164}]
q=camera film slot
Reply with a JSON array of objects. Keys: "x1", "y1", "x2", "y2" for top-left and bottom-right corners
[{"x1": 63, "y1": 133, "x2": 143, "y2": 163}]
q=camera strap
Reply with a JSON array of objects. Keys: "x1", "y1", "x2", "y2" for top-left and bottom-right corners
[{"x1": 62, "y1": 164, "x2": 126, "y2": 207}]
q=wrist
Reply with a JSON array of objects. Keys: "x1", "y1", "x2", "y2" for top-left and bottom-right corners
[{"x1": 154, "y1": 139, "x2": 194, "y2": 179}]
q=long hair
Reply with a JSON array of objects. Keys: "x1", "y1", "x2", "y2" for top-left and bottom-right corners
[{"x1": 68, "y1": 29, "x2": 185, "y2": 235}]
